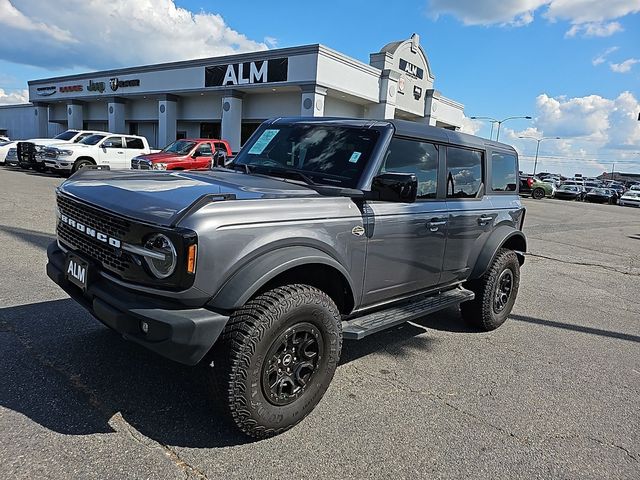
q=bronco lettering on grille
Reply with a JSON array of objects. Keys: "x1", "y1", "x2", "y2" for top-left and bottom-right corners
[{"x1": 59, "y1": 213, "x2": 122, "y2": 248}]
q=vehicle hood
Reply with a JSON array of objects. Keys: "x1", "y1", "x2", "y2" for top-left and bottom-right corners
[
  {"x1": 29, "y1": 138, "x2": 72, "y2": 146},
  {"x1": 135, "y1": 152, "x2": 187, "y2": 163},
  {"x1": 58, "y1": 169, "x2": 322, "y2": 226}
]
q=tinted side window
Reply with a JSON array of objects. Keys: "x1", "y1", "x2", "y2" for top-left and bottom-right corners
[
  {"x1": 446, "y1": 147, "x2": 483, "y2": 198},
  {"x1": 196, "y1": 143, "x2": 213, "y2": 156},
  {"x1": 103, "y1": 136, "x2": 123, "y2": 148},
  {"x1": 491, "y1": 152, "x2": 517, "y2": 191},
  {"x1": 125, "y1": 137, "x2": 144, "y2": 149},
  {"x1": 382, "y1": 137, "x2": 439, "y2": 199}
]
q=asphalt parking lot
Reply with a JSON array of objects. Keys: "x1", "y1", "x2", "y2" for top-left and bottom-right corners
[{"x1": 0, "y1": 167, "x2": 638, "y2": 479}]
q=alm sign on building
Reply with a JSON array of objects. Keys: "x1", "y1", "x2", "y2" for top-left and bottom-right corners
[{"x1": 205, "y1": 58, "x2": 288, "y2": 87}]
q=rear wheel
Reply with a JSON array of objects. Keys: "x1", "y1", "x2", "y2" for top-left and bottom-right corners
[
  {"x1": 461, "y1": 248, "x2": 520, "y2": 331},
  {"x1": 532, "y1": 187, "x2": 545, "y2": 199},
  {"x1": 211, "y1": 284, "x2": 342, "y2": 438}
]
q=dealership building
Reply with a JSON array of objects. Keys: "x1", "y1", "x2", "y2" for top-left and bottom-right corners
[{"x1": 0, "y1": 35, "x2": 465, "y2": 151}]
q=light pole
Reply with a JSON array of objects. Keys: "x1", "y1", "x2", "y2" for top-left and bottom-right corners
[
  {"x1": 471, "y1": 115, "x2": 532, "y2": 141},
  {"x1": 518, "y1": 136, "x2": 561, "y2": 176}
]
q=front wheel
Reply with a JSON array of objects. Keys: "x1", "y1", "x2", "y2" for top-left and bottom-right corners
[
  {"x1": 461, "y1": 249, "x2": 520, "y2": 331},
  {"x1": 211, "y1": 285, "x2": 342, "y2": 438},
  {"x1": 72, "y1": 159, "x2": 93, "y2": 173}
]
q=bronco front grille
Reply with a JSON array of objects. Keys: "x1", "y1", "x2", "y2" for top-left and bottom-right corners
[{"x1": 56, "y1": 195, "x2": 133, "y2": 274}]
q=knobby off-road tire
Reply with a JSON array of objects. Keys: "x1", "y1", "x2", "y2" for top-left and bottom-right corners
[
  {"x1": 461, "y1": 248, "x2": 520, "y2": 331},
  {"x1": 212, "y1": 284, "x2": 342, "y2": 438}
]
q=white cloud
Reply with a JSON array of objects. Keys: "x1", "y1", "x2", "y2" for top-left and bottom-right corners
[
  {"x1": 592, "y1": 46, "x2": 619, "y2": 66},
  {"x1": 565, "y1": 21, "x2": 623, "y2": 37},
  {"x1": 0, "y1": 88, "x2": 28, "y2": 105},
  {"x1": 0, "y1": 0, "x2": 268, "y2": 70},
  {"x1": 544, "y1": 0, "x2": 640, "y2": 24},
  {"x1": 428, "y1": 0, "x2": 548, "y2": 26},
  {"x1": 459, "y1": 116, "x2": 483, "y2": 135},
  {"x1": 609, "y1": 58, "x2": 639, "y2": 73},
  {"x1": 428, "y1": 0, "x2": 638, "y2": 35},
  {"x1": 502, "y1": 91, "x2": 640, "y2": 176}
]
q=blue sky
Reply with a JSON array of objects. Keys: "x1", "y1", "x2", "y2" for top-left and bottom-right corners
[{"x1": 0, "y1": 0, "x2": 639, "y2": 175}]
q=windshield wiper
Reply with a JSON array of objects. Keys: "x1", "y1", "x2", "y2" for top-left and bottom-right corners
[
  {"x1": 227, "y1": 163, "x2": 253, "y2": 174},
  {"x1": 262, "y1": 167, "x2": 316, "y2": 186}
]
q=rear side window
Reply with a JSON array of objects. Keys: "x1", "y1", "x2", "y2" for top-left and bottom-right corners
[
  {"x1": 446, "y1": 147, "x2": 483, "y2": 198},
  {"x1": 125, "y1": 137, "x2": 144, "y2": 149},
  {"x1": 491, "y1": 152, "x2": 517, "y2": 191},
  {"x1": 382, "y1": 137, "x2": 439, "y2": 199}
]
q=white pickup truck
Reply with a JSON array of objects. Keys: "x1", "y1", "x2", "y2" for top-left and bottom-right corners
[
  {"x1": 17, "y1": 129, "x2": 111, "y2": 171},
  {"x1": 43, "y1": 134, "x2": 155, "y2": 174}
]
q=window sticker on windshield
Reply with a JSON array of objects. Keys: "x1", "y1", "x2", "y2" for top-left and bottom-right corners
[
  {"x1": 248, "y1": 129, "x2": 279, "y2": 155},
  {"x1": 349, "y1": 151, "x2": 362, "y2": 163}
]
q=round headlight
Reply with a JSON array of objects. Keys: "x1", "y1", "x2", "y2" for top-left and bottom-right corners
[{"x1": 143, "y1": 233, "x2": 177, "y2": 279}]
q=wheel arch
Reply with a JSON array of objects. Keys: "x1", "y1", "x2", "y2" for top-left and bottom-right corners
[
  {"x1": 469, "y1": 227, "x2": 527, "y2": 280},
  {"x1": 208, "y1": 246, "x2": 357, "y2": 314}
]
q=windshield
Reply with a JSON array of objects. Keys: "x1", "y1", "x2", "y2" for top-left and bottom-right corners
[
  {"x1": 54, "y1": 130, "x2": 78, "y2": 141},
  {"x1": 590, "y1": 188, "x2": 607, "y2": 194},
  {"x1": 233, "y1": 124, "x2": 380, "y2": 188},
  {"x1": 624, "y1": 192, "x2": 640, "y2": 198},
  {"x1": 162, "y1": 140, "x2": 197, "y2": 154},
  {"x1": 560, "y1": 185, "x2": 577, "y2": 191},
  {"x1": 79, "y1": 134, "x2": 105, "y2": 146}
]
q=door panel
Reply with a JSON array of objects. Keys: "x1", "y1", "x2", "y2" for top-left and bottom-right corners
[
  {"x1": 99, "y1": 136, "x2": 126, "y2": 169},
  {"x1": 362, "y1": 200, "x2": 448, "y2": 306},
  {"x1": 441, "y1": 198, "x2": 495, "y2": 284}
]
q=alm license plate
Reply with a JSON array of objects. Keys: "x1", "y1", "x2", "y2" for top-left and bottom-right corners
[{"x1": 65, "y1": 254, "x2": 89, "y2": 291}]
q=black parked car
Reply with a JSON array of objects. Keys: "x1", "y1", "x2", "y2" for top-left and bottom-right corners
[
  {"x1": 554, "y1": 184, "x2": 584, "y2": 201},
  {"x1": 585, "y1": 188, "x2": 618, "y2": 204}
]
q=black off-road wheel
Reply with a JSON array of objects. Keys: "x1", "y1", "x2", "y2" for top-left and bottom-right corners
[
  {"x1": 211, "y1": 284, "x2": 342, "y2": 438},
  {"x1": 461, "y1": 248, "x2": 520, "y2": 331},
  {"x1": 532, "y1": 187, "x2": 545, "y2": 199}
]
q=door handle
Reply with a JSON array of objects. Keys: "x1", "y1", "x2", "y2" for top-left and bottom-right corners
[
  {"x1": 117, "y1": 151, "x2": 124, "y2": 154},
  {"x1": 478, "y1": 215, "x2": 493, "y2": 225},
  {"x1": 427, "y1": 218, "x2": 447, "y2": 231}
]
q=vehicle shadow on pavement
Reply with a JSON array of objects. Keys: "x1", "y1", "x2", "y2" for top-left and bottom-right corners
[
  {"x1": 0, "y1": 299, "x2": 249, "y2": 447},
  {"x1": 0, "y1": 224, "x2": 55, "y2": 251},
  {"x1": 0, "y1": 298, "x2": 473, "y2": 448}
]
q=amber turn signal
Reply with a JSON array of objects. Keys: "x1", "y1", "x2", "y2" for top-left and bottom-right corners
[{"x1": 187, "y1": 244, "x2": 197, "y2": 274}]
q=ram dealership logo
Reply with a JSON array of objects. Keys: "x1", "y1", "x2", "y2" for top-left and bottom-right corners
[{"x1": 60, "y1": 213, "x2": 121, "y2": 248}]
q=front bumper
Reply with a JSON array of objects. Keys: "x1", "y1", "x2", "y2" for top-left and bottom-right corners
[
  {"x1": 44, "y1": 158, "x2": 73, "y2": 170},
  {"x1": 46, "y1": 242, "x2": 228, "y2": 365}
]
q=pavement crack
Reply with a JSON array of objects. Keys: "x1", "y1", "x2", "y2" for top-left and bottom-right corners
[{"x1": 526, "y1": 252, "x2": 640, "y2": 277}]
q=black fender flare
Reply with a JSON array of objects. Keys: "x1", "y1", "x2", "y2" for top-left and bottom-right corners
[
  {"x1": 208, "y1": 245, "x2": 357, "y2": 311},
  {"x1": 469, "y1": 226, "x2": 527, "y2": 280}
]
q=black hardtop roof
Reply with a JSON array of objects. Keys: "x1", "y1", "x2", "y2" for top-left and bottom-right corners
[{"x1": 268, "y1": 117, "x2": 517, "y2": 154}]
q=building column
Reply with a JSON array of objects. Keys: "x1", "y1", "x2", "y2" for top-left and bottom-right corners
[
  {"x1": 221, "y1": 90, "x2": 243, "y2": 152},
  {"x1": 158, "y1": 94, "x2": 178, "y2": 148},
  {"x1": 300, "y1": 85, "x2": 327, "y2": 117},
  {"x1": 67, "y1": 101, "x2": 84, "y2": 130},
  {"x1": 33, "y1": 103, "x2": 49, "y2": 137},
  {"x1": 107, "y1": 97, "x2": 126, "y2": 134},
  {"x1": 369, "y1": 69, "x2": 399, "y2": 120}
]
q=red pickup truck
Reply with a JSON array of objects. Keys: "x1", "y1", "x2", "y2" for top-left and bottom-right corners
[{"x1": 131, "y1": 138, "x2": 232, "y2": 170}]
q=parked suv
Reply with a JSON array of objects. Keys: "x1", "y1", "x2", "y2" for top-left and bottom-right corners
[
  {"x1": 46, "y1": 118, "x2": 526, "y2": 438},
  {"x1": 131, "y1": 138, "x2": 232, "y2": 170}
]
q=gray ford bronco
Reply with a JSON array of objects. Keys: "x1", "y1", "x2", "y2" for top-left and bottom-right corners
[{"x1": 47, "y1": 117, "x2": 526, "y2": 437}]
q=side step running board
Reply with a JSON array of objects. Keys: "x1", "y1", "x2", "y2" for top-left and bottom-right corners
[{"x1": 342, "y1": 288, "x2": 474, "y2": 340}]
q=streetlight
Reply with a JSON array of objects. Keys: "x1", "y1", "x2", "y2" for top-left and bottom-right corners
[
  {"x1": 471, "y1": 115, "x2": 532, "y2": 141},
  {"x1": 518, "y1": 136, "x2": 561, "y2": 176}
]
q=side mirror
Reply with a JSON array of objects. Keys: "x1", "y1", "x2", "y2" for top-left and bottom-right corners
[
  {"x1": 369, "y1": 173, "x2": 418, "y2": 203},
  {"x1": 191, "y1": 151, "x2": 200, "y2": 158}
]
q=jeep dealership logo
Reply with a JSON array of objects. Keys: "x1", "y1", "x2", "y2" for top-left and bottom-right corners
[
  {"x1": 205, "y1": 58, "x2": 288, "y2": 87},
  {"x1": 60, "y1": 213, "x2": 121, "y2": 248},
  {"x1": 110, "y1": 78, "x2": 141, "y2": 92},
  {"x1": 87, "y1": 80, "x2": 106, "y2": 93}
]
